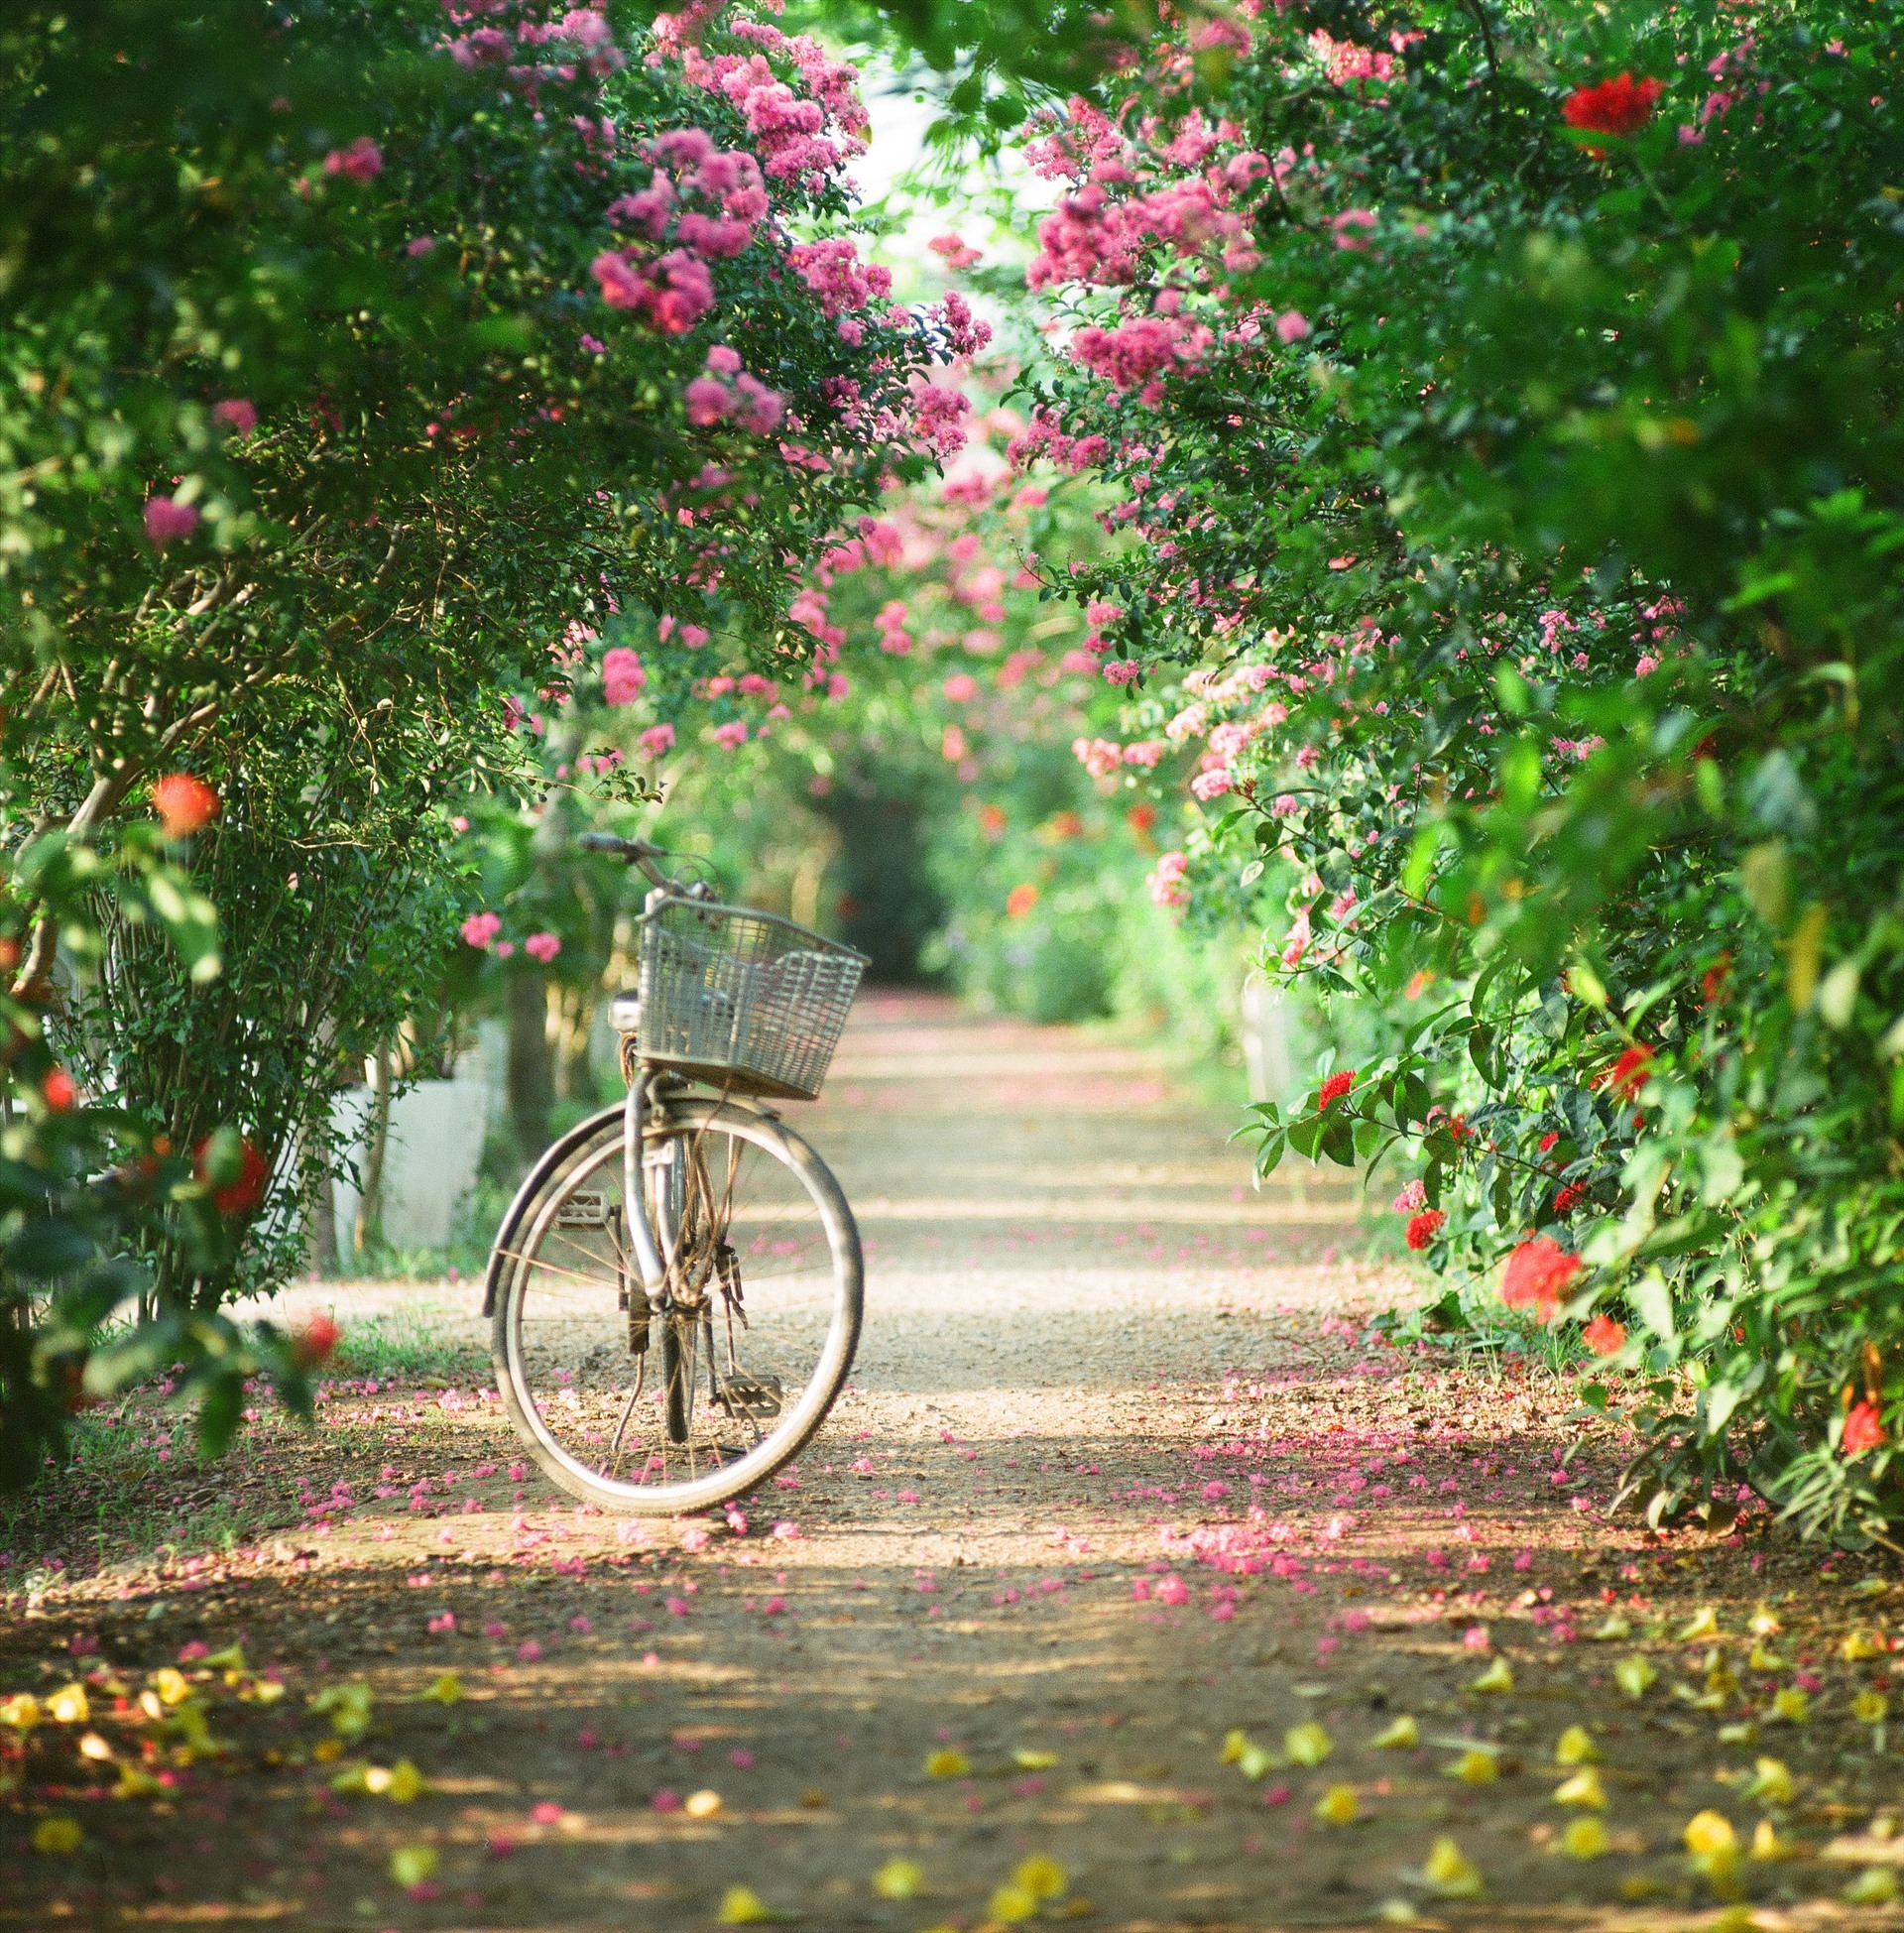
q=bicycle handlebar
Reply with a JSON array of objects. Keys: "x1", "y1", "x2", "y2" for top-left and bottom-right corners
[{"x1": 577, "y1": 830, "x2": 670, "y2": 886}]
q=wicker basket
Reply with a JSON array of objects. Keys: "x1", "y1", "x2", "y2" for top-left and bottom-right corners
[{"x1": 632, "y1": 896, "x2": 868, "y2": 1100}]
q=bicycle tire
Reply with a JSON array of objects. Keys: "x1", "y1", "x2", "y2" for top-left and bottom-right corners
[{"x1": 489, "y1": 1097, "x2": 862, "y2": 1515}]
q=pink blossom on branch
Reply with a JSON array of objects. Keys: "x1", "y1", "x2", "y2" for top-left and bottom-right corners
[
  {"x1": 323, "y1": 137, "x2": 384, "y2": 181},
  {"x1": 684, "y1": 377, "x2": 732, "y2": 425},
  {"x1": 1148, "y1": 850, "x2": 1190, "y2": 908},
  {"x1": 144, "y1": 497, "x2": 200, "y2": 545},
  {"x1": 524, "y1": 932, "x2": 562, "y2": 964},
  {"x1": 638, "y1": 723, "x2": 676, "y2": 759},
  {"x1": 602, "y1": 648, "x2": 646, "y2": 705}
]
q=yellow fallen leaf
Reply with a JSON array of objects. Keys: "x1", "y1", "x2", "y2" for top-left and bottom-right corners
[
  {"x1": 47, "y1": 1684, "x2": 89, "y2": 1725},
  {"x1": 1470, "y1": 1657, "x2": 1513, "y2": 1694},
  {"x1": 1750, "y1": 1819, "x2": 1795, "y2": 1862},
  {"x1": 203, "y1": 1642, "x2": 246, "y2": 1671},
  {"x1": 1446, "y1": 1749, "x2": 1498, "y2": 1785},
  {"x1": 0, "y1": 1693, "x2": 42, "y2": 1731},
  {"x1": 1614, "y1": 1656, "x2": 1656, "y2": 1699},
  {"x1": 1684, "y1": 1810, "x2": 1737, "y2": 1857},
  {"x1": 924, "y1": 1750, "x2": 970, "y2": 1778},
  {"x1": 152, "y1": 1668, "x2": 190, "y2": 1706},
  {"x1": 1554, "y1": 1725, "x2": 1597, "y2": 1765},
  {"x1": 1219, "y1": 1728, "x2": 1251, "y2": 1764},
  {"x1": 1589, "y1": 1613, "x2": 1630, "y2": 1640},
  {"x1": 422, "y1": 1671, "x2": 463, "y2": 1705},
  {"x1": 1769, "y1": 1687, "x2": 1808, "y2": 1724},
  {"x1": 1552, "y1": 1767, "x2": 1606, "y2": 1809},
  {"x1": 1562, "y1": 1817, "x2": 1609, "y2": 1859},
  {"x1": 685, "y1": 1789, "x2": 723, "y2": 1819},
  {"x1": 1284, "y1": 1721, "x2": 1332, "y2": 1767},
  {"x1": 1314, "y1": 1783, "x2": 1361, "y2": 1824},
  {"x1": 1842, "y1": 1631, "x2": 1883, "y2": 1662},
  {"x1": 33, "y1": 1817, "x2": 81, "y2": 1855},
  {"x1": 1012, "y1": 1749, "x2": 1059, "y2": 1770},
  {"x1": 389, "y1": 1845, "x2": 437, "y2": 1889},
  {"x1": 988, "y1": 1881, "x2": 1038, "y2": 1923},
  {"x1": 717, "y1": 1884, "x2": 775, "y2": 1925},
  {"x1": 1237, "y1": 1741, "x2": 1272, "y2": 1780},
  {"x1": 1422, "y1": 1836, "x2": 1483, "y2": 1898},
  {"x1": 1854, "y1": 1689, "x2": 1890, "y2": 1725},
  {"x1": 1368, "y1": 1716, "x2": 1418, "y2": 1750},
  {"x1": 331, "y1": 1762, "x2": 372, "y2": 1795},
  {"x1": 1375, "y1": 1902, "x2": 1418, "y2": 1925},
  {"x1": 113, "y1": 1766, "x2": 162, "y2": 1800},
  {"x1": 872, "y1": 1858, "x2": 922, "y2": 1900},
  {"x1": 1844, "y1": 1867, "x2": 1900, "y2": 1905},
  {"x1": 1748, "y1": 1606, "x2": 1781, "y2": 1637},
  {"x1": 1013, "y1": 1856, "x2": 1066, "y2": 1900},
  {"x1": 311, "y1": 1736, "x2": 344, "y2": 1763},
  {"x1": 1716, "y1": 1720, "x2": 1757, "y2": 1747},
  {"x1": 1678, "y1": 1607, "x2": 1721, "y2": 1641},
  {"x1": 1746, "y1": 1641, "x2": 1786, "y2": 1671},
  {"x1": 388, "y1": 1758, "x2": 425, "y2": 1804},
  {"x1": 1684, "y1": 1810, "x2": 1741, "y2": 1891},
  {"x1": 77, "y1": 1731, "x2": 113, "y2": 1761},
  {"x1": 1742, "y1": 1757, "x2": 1791, "y2": 1805}
]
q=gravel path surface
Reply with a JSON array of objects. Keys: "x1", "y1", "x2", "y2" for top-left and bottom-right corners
[{"x1": 6, "y1": 994, "x2": 1902, "y2": 1930}]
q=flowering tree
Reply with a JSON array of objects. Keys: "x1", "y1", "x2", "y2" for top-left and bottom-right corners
[
  {"x1": 1001, "y1": 2, "x2": 1904, "y2": 1538},
  {"x1": 0, "y1": 0, "x2": 941, "y2": 1469}
]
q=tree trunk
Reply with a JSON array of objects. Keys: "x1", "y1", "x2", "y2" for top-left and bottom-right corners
[
  {"x1": 304, "y1": 1128, "x2": 339, "y2": 1276},
  {"x1": 507, "y1": 972, "x2": 553, "y2": 1158},
  {"x1": 352, "y1": 1045, "x2": 392, "y2": 1259}
]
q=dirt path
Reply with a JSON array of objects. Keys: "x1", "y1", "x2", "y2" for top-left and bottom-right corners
[{"x1": 5, "y1": 993, "x2": 1902, "y2": 1930}]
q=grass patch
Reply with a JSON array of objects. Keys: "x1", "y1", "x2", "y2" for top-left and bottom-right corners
[{"x1": 329, "y1": 1306, "x2": 486, "y2": 1386}]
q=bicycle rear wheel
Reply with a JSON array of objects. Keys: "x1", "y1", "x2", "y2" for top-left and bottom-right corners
[{"x1": 489, "y1": 1099, "x2": 861, "y2": 1514}]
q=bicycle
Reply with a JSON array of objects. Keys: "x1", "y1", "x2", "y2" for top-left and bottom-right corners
[{"x1": 483, "y1": 833, "x2": 869, "y2": 1514}]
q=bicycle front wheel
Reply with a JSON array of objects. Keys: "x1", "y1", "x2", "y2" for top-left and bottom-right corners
[{"x1": 489, "y1": 1099, "x2": 862, "y2": 1515}]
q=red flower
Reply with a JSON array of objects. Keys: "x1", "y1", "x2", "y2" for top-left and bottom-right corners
[
  {"x1": 1603, "y1": 1043, "x2": 1655, "y2": 1100},
  {"x1": 1561, "y1": 73, "x2": 1663, "y2": 138},
  {"x1": 194, "y1": 1134, "x2": 270, "y2": 1216},
  {"x1": 292, "y1": 1314, "x2": 342, "y2": 1372},
  {"x1": 152, "y1": 774, "x2": 219, "y2": 838},
  {"x1": 1844, "y1": 1400, "x2": 1886, "y2": 1457},
  {"x1": 1538, "y1": 1131, "x2": 1560, "y2": 1153},
  {"x1": 1006, "y1": 883, "x2": 1040, "y2": 918},
  {"x1": 1500, "y1": 1236, "x2": 1585, "y2": 1321},
  {"x1": 1582, "y1": 1314, "x2": 1626, "y2": 1357},
  {"x1": 1318, "y1": 1069, "x2": 1356, "y2": 1110},
  {"x1": 42, "y1": 1069, "x2": 76, "y2": 1112},
  {"x1": 1553, "y1": 1181, "x2": 1587, "y2": 1215},
  {"x1": 1404, "y1": 1209, "x2": 1446, "y2": 1252}
]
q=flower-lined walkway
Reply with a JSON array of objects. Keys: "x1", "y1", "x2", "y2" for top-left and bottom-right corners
[{"x1": 2, "y1": 993, "x2": 1899, "y2": 1928}]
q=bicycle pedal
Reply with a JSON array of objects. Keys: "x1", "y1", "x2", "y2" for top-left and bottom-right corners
[{"x1": 714, "y1": 1372, "x2": 782, "y2": 1420}]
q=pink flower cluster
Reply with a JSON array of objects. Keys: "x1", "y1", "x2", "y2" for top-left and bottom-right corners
[
  {"x1": 909, "y1": 380, "x2": 971, "y2": 457},
  {"x1": 675, "y1": 34, "x2": 864, "y2": 186},
  {"x1": 323, "y1": 137, "x2": 384, "y2": 181},
  {"x1": 930, "y1": 291, "x2": 992, "y2": 360},
  {"x1": 1070, "y1": 313, "x2": 1216, "y2": 405},
  {"x1": 1148, "y1": 850, "x2": 1190, "y2": 908},
  {"x1": 875, "y1": 600, "x2": 913, "y2": 655},
  {"x1": 1308, "y1": 29, "x2": 1395, "y2": 86},
  {"x1": 787, "y1": 238, "x2": 892, "y2": 317},
  {"x1": 144, "y1": 497, "x2": 200, "y2": 546},
  {"x1": 601, "y1": 647, "x2": 646, "y2": 705},
  {"x1": 591, "y1": 247, "x2": 715, "y2": 332},
  {"x1": 683, "y1": 344, "x2": 784, "y2": 432}
]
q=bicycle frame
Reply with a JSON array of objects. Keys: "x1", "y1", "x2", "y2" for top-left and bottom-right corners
[{"x1": 479, "y1": 1060, "x2": 779, "y2": 1321}]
